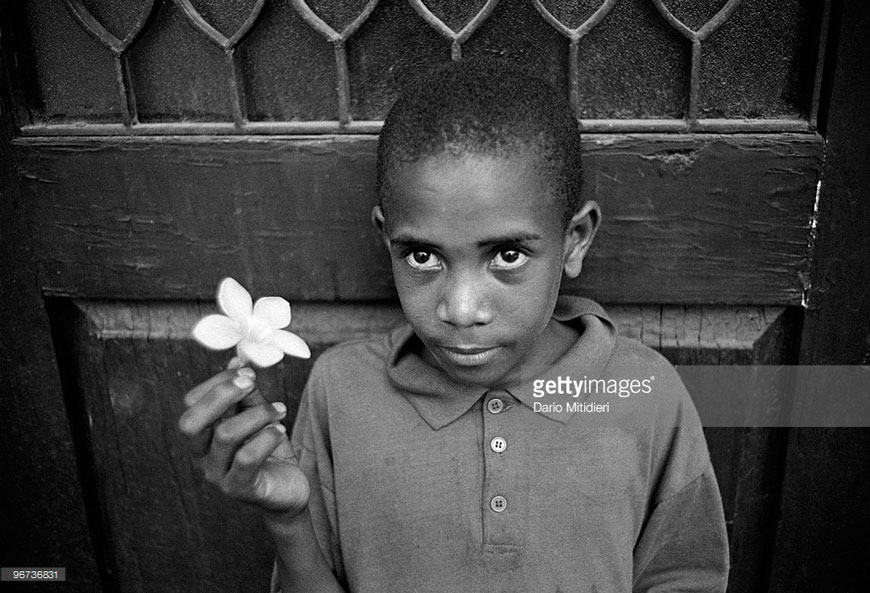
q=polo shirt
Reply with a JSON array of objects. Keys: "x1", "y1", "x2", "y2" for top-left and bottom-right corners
[{"x1": 272, "y1": 296, "x2": 729, "y2": 592}]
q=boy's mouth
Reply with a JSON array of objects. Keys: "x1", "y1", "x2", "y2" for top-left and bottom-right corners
[{"x1": 437, "y1": 345, "x2": 502, "y2": 367}]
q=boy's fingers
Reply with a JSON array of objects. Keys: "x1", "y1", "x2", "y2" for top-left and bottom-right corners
[
  {"x1": 239, "y1": 385, "x2": 270, "y2": 409},
  {"x1": 184, "y1": 368, "x2": 238, "y2": 407},
  {"x1": 225, "y1": 422, "x2": 288, "y2": 496},
  {"x1": 209, "y1": 402, "x2": 288, "y2": 475},
  {"x1": 231, "y1": 367, "x2": 273, "y2": 410},
  {"x1": 178, "y1": 371, "x2": 257, "y2": 455},
  {"x1": 182, "y1": 357, "x2": 243, "y2": 407}
]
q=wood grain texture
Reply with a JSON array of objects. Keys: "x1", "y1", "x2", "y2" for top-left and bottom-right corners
[
  {"x1": 53, "y1": 300, "x2": 274, "y2": 593},
  {"x1": 770, "y1": 3, "x2": 870, "y2": 592},
  {"x1": 13, "y1": 133, "x2": 822, "y2": 304},
  {"x1": 58, "y1": 299, "x2": 797, "y2": 593},
  {"x1": 0, "y1": 9, "x2": 103, "y2": 589}
]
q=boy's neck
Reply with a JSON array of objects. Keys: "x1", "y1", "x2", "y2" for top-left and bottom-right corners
[{"x1": 515, "y1": 318, "x2": 580, "y2": 384}]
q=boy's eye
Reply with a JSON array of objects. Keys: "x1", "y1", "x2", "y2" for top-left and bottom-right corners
[
  {"x1": 405, "y1": 250, "x2": 442, "y2": 270},
  {"x1": 491, "y1": 249, "x2": 528, "y2": 270}
]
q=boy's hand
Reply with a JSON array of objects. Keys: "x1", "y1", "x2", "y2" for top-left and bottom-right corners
[{"x1": 178, "y1": 358, "x2": 310, "y2": 515}]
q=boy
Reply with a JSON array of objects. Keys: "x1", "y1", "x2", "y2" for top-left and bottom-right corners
[{"x1": 179, "y1": 60, "x2": 729, "y2": 592}]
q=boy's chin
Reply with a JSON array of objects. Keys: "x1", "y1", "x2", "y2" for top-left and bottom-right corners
[
  {"x1": 434, "y1": 354, "x2": 519, "y2": 389},
  {"x1": 416, "y1": 336, "x2": 525, "y2": 388}
]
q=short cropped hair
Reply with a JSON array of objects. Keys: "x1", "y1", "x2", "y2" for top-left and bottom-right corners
[{"x1": 376, "y1": 59, "x2": 583, "y2": 227}]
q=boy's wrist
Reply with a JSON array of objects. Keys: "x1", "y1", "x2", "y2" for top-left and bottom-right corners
[
  {"x1": 260, "y1": 505, "x2": 312, "y2": 538},
  {"x1": 260, "y1": 506, "x2": 345, "y2": 592}
]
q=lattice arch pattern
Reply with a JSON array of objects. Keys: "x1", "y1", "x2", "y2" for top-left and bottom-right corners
[{"x1": 20, "y1": 0, "x2": 825, "y2": 134}]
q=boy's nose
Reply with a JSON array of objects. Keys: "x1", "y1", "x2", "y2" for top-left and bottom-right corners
[{"x1": 436, "y1": 271, "x2": 493, "y2": 328}]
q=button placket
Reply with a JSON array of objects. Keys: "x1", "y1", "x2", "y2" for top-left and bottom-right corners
[
  {"x1": 481, "y1": 391, "x2": 527, "y2": 552},
  {"x1": 483, "y1": 391, "x2": 512, "y2": 523}
]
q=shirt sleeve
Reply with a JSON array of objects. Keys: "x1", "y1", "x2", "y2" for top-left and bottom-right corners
[
  {"x1": 632, "y1": 469, "x2": 730, "y2": 592},
  {"x1": 631, "y1": 358, "x2": 730, "y2": 593},
  {"x1": 270, "y1": 360, "x2": 347, "y2": 592}
]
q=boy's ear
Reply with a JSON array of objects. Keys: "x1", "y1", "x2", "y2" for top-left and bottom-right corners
[
  {"x1": 371, "y1": 205, "x2": 391, "y2": 249},
  {"x1": 562, "y1": 201, "x2": 601, "y2": 279}
]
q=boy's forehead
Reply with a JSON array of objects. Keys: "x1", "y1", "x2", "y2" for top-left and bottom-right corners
[
  {"x1": 385, "y1": 153, "x2": 563, "y2": 236},
  {"x1": 390, "y1": 150, "x2": 553, "y2": 200}
]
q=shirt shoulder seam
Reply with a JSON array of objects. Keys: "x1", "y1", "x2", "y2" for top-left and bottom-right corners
[{"x1": 654, "y1": 469, "x2": 713, "y2": 506}]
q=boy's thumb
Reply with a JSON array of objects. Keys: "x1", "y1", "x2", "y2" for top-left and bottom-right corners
[{"x1": 227, "y1": 356, "x2": 282, "y2": 409}]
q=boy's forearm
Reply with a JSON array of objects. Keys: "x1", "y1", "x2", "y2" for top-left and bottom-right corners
[{"x1": 262, "y1": 508, "x2": 346, "y2": 593}]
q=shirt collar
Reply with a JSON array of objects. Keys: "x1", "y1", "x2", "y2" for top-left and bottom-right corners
[{"x1": 386, "y1": 296, "x2": 617, "y2": 429}]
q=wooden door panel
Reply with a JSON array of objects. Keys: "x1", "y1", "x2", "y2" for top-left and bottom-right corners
[
  {"x1": 15, "y1": 134, "x2": 822, "y2": 304},
  {"x1": 49, "y1": 300, "x2": 273, "y2": 593}
]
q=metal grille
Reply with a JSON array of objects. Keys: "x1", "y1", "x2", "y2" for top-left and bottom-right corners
[{"x1": 18, "y1": 0, "x2": 829, "y2": 135}]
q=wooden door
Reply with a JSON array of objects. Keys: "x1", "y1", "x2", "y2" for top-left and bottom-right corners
[{"x1": 2, "y1": 1, "x2": 867, "y2": 592}]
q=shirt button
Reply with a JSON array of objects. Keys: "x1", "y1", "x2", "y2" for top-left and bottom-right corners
[
  {"x1": 490, "y1": 495, "x2": 507, "y2": 513},
  {"x1": 487, "y1": 398, "x2": 504, "y2": 414},
  {"x1": 490, "y1": 436, "x2": 507, "y2": 453}
]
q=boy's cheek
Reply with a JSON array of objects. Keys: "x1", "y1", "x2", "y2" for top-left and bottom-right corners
[
  {"x1": 391, "y1": 270, "x2": 422, "y2": 302},
  {"x1": 390, "y1": 277, "x2": 433, "y2": 322},
  {"x1": 391, "y1": 263, "x2": 441, "y2": 297},
  {"x1": 389, "y1": 262, "x2": 414, "y2": 294}
]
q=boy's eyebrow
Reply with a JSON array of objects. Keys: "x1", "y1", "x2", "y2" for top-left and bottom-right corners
[
  {"x1": 388, "y1": 235, "x2": 438, "y2": 250},
  {"x1": 389, "y1": 232, "x2": 543, "y2": 249},
  {"x1": 475, "y1": 232, "x2": 543, "y2": 247}
]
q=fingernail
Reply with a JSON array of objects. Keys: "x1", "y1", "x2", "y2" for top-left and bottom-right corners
[
  {"x1": 238, "y1": 367, "x2": 256, "y2": 379},
  {"x1": 227, "y1": 356, "x2": 243, "y2": 370},
  {"x1": 233, "y1": 374, "x2": 253, "y2": 390},
  {"x1": 272, "y1": 422, "x2": 286, "y2": 434},
  {"x1": 272, "y1": 402, "x2": 287, "y2": 416}
]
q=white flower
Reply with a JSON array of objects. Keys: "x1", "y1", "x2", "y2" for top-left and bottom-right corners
[{"x1": 192, "y1": 277, "x2": 310, "y2": 367}]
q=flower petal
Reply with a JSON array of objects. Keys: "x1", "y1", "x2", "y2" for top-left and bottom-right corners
[
  {"x1": 266, "y1": 329, "x2": 311, "y2": 359},
  {"x1": 192, "y1": 315, "x2": 242, "y2": 350},
  {"x1": 217, "y1": 277, "x2": 253, "y2": 322},
  {"x1": 253, "y1": 297, "x2": 292, "y2": 329},
  {"x1": 238, "y1": 340, "x2": 285, "y2": 368}
]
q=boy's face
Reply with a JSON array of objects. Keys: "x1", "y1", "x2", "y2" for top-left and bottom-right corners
[{"x1": 373, "y1": 153, "x2": 598, "y2": 387}]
